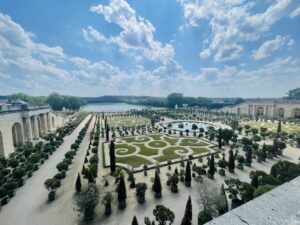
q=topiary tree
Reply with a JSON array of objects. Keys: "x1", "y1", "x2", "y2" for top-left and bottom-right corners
[
  {"x1": 185, "y1": 161, "x2": 192, "y2": 187},
  {"x1": 228, "y1": 150, "x2": 235, "y2": 173},
  {"x1": 118, "y1": 175, "x2": 127, "y2": 209},
  {"x1": 181, "y1": 196, "x2": 192, "y2": 225},
  {"x1": 208, "y1": 154, "x2": 215, "y2": 179},
  {"x1": 44, "y1": 178, "x2": 60, "y2": 201},
  {"x1": 132, "y1": 216, "x2": 139, "y2": 225},
  {"x1": 75, "y1": 173, "x2": 82, "y2": 193},
  {"x1": 218, "y1": 128, "x2": 222, "y2": 149},
  {"x1": 109, "y1": 140, "x2": 116, "y2": 173},
  {"x1": 245, "y1": 146, "x2": 252, "y2": 167},
  {"x1": 102, "y1": 191, "x2": 113, "y2": 215},
  {"x1": 145, "y1": 205, "x2": 175, "y2": 225},
  {"x1": 277, "y1": 120, "x2": 281, "y2": 133},
  {"x1": 153, "y1": 170, "x2": 162, "y2": 198},
  {"x1": 75, "y1": 184, "x2": 99, "y2": 221},
  {"x1": 136, "y1": 182, "x2": 147, "y2": 204}
]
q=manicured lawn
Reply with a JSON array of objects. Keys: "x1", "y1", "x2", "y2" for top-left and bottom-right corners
[
  {"x1": 116, "y1": 155, "x2": 152, "y2": 167},
  {"x1": 180, "y1": 138, "x2": 208, "y2": 147},
  {"x1": 122, "y1": 136, "x2": 150, "y2": 143},
  {"x1": 163, "y1": 136, "x2": 178, "y2": 146},
  {"x1": 108, "y1": 116, "x2": 150, "y2": 128},
  {"x1": 148, "y1": 134, "x2": 162, "y2": 140},
  {"x1": 135, "y1": 143, "x2": 159, "y2": 156},
  {"x1": 190, "y1": 147, "x2": 209, "y2": 155},
  {"x1": 242, "y1": 121, "x2": 300, "y2": 134},
  {"x1": 148, "y1": 141, "x2": 167, "y2": 148},
  {"x1": 155, "y1": 146, "x2": 189, "y2": 162},
  {"x1": 115, "y1": 143, "x2": 136, "y2": 155}
]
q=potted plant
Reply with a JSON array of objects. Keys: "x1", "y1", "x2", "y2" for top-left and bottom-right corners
[
  {"x1": 3, "y1": 180, "x2": 17, "y2": 198},
  {"x1": 76, "y1": 184, "x2": 99, "y2": 221},
  {"x1": 170, "y1": 173, "x2": 179, "y2": 193},
  {"x1": 44, "y1": 178, "x2": 60, "y2": 201},
  {"x1": 136, "y1": 182, "x2": 147, "y2": 204},
  {"x1": 237, "y1": 155, "x2": 245, "y2": 170},
  {"x1": 102, "y1": 192, "x2": 113, "y2": 215},
  {"x1": 153, "y1": 170, "x2": 162, "y2": 198},
  {"x1": 218, "y1": 157, "x2": 228, "y2": 176}
]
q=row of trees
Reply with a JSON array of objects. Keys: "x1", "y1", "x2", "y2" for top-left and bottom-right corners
[{"x1": 9, "y1": 92, "x2": 83, "y2": 110}]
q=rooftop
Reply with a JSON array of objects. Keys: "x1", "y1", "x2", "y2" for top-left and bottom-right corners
[{"x1": 205, "y1": 176, "x2": 300, "y2": 225}]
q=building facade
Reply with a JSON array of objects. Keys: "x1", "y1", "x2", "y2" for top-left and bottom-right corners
[
  {"x1": 220, "y1": 100, "x2": 300, "y2": 118},
  {"x1": 0, "y1": 101, "x2": 65, "y2": 158}
]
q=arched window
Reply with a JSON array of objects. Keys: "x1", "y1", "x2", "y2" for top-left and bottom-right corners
[
  {"x1": 12, "y1": 122, "x2": 23, "y2": 147},
  {"x1": 256, "y1": 107, "x2": 264, "y2": 116},
  {"x1": 278, "y1": 108, "x2": 284, "y2": 117},
  {"x1": 293, "y1": 108, "x2": 300, "y2": 119}
]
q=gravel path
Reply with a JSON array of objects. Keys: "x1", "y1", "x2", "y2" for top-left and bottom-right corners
[{"x1": 0, "y1": 114, "x2": 93, "y2": 225}]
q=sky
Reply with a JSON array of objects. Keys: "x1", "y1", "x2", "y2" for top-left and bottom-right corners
[{"x1": 0, "y1": 0, "x2": 300, "y2": 98}]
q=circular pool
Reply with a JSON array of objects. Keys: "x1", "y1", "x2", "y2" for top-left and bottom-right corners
[{"x1": 166, "y1": 120, "x2": 219, "y2": 132}]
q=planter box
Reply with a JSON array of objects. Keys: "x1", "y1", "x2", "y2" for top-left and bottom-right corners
[
  {"x1": 1, "y1": 196, "x2": 10, "y2": 206},
  {"x1": 245, "y1": 162, "x2": 251, "y2": 167},
  {"x1": 237, "y1": 164, "x2": 244, "y2": 170},
  {"x1": 137, "y1": 195, "x2": 145, "y2": 204},
  {"x1": 105, "y1": 204, "x2": 112, "y2": 215},
  {"x1": 27, "y1": 171, "x2": 33, "y2": 178},
  {"x1": 84, "y1": 207, "x2": 95, "y2": 221},
  {"x1": 185, "y1": 181, "x2": 191, "y2": 187},
  {"x1": 48, "y1": 190, "x2": 56, "y2": 201},
  {"x1": 171, "y1": 184, "x2": 178, "y2": 193},
  {"x1": 155, "y1": 192, "x2": 162, "y2": 199},
  {"x1": 219, "y1": 169, "x2": 225, "y2": 176},
  {"x1": 18, "y1": 178, "x2": 25, "y2": 187},
  {"x1": 118, "y1": 200, "x2": 126, "y2": 210},
  {"x1": 9, "y1": 190, "x2": 16, "y2": 198}
]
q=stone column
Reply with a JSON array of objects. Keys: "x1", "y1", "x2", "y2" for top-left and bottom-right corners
[
  {"x1": 25, "y1": 117, "x2": 33, "y2": 142},
  {"x1": 43, "y1": 114, "x2": 48, "y2": 134},
  {"x1": 33, "y1": 115, "x2": 39, "y2": 139},
  {"x1": 47, "y1": 113, "x2": 52, "y2": 132}
]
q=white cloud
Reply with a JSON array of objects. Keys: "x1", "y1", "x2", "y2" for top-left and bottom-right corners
[
  {"x1": 290, "y1": 5, "x2": 300, "y2": 18},
  {"x1": 85, "y1": 0, "x2": 175, "y2": 63},
  {"x1": 82, "y1": 26, "x2": 107, "y2": 42},
  {"x1": 178, "y1": 0, "x2": 298, "y2": 62},
  {"x1": 252, "y1": 35, "x2": 294, "y2": 60}
]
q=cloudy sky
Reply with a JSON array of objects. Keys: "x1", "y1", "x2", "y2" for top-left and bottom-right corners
[{"x1": 0, "y1": 0, "x2": 300, "y2": 97}]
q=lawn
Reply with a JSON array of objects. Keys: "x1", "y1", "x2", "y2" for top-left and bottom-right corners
[
  {"x1": 243, "y1": 121, "x2": 300, "y2": 134},
  {"x1": 107, "y1": 116, "x2": 150, "y2": 128},
  {"x1": 116, "y1": 155, "x2": 152, "y2": 167},
  {"x1": 108, "y1": 133, "x2": 216, "y2": 168}
]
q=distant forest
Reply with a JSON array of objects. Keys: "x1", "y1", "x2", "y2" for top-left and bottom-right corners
[{"x1": 3, "y1": 93, "x2": 245, "y2": 110}]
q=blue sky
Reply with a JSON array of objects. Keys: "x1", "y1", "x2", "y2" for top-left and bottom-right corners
[{"x1": 0, "y1": 0, "x2": 300, "y2": 97}]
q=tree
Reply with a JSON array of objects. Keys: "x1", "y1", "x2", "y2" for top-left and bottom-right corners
[
  {"x1": 181, "y1": 196, "x2": 192, "y2": 225},
  {"x1": 132, "y1": 216, "x2": 139, "y2": 225},
  {"x1": 152, "y1": 205, "x2": 175, "y2": 225},
  {"x1": 285, "y1": 87, "x2": 300, "y2": 100},
  {"x1": 75, "y1": 173, "x2": 82, "y2": 193},
  {"x1": 88, "y1": 169, "x2": 95, "y2": 183},
  {"x1": 118, "y1": 175, "x2": 127, "y2": 209},
  {"x1": 277, "y1": 120, "x2": 281, "y2": 133},
  {"x1": 228, "y1": 150, "x2": 235, "y2": 173},
  {"x1": 196, "y1": 179, "x2": 227, "y2": 218},
  {"x1": 245, "y1": 147, "x2": 252, "y2": 167},
  {"x1": 106, "y1": 124, "x2": 110, "y2": 142},
  {"x1": 270, "y1": 160, "x2": 300, "y2": 183},
  {"x1": 208, "y1": 154, "x2": 215, "y2": 178},
  {"x1": 167, "y1": 93, "x2": 183, "y2": 108},
  {"x1": 44, "y1": 178, "x2": 60, "y2": 201},
  {"x1": 102, "y1": 192, "x2": 113, "y2": 215},
  {"x1": 153, "y1": 170, "x2": 162, "y2": 198},
  {"x1": 221, "y1": 129, "x2": 234, "y2": 145},
  {"x1": 185, "y1": 161, "x2": 192, "y2": 187},
  {"x1": 251, "y1": 174, "x2": 259, "y2": 188},
  {"x1": 75, "y1": 184, "x2": 99, "y2": 221},
  {"x1": 262, "y1": 143, "x2": 267, "y2": 161},
  {"x1": 218, "y1": 128, "x2": 222, "y2": 149},
  {"x1": 109, "y1": 141, "x2": 116, "y2": 173},
  {"x1": 254, "y1": 185, "x2": 275, "y2": 198},
  {"x1": 136, "y1": 182, "x2": 147, "y2": 204}
]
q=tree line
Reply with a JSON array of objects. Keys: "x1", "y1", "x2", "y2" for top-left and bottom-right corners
[{"x1": 9, "y1": 93, "x2": 83, "y2": 110}]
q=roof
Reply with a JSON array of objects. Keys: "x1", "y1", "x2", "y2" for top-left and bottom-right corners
[{"x1": 205, "y1": 176, "x2": 300, "y2": 225}]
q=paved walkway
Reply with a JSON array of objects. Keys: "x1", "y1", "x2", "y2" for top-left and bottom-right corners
[{"x1": 0, "y1": 114, "x2": 93, "y2": 225}]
